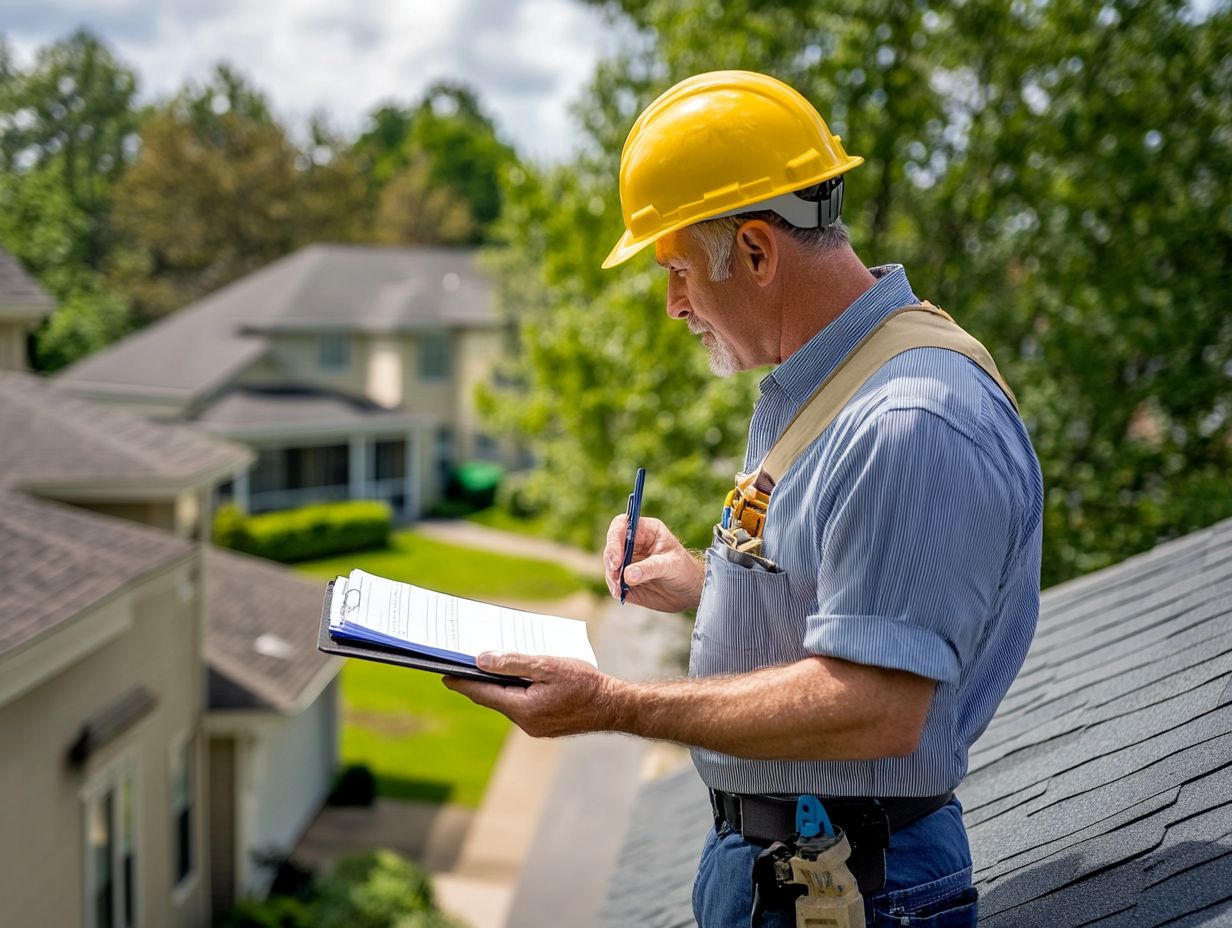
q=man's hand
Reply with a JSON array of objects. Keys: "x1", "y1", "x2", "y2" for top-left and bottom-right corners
[
  {"x1": 441, "y1": 653, "x2": 627, "y2": 738},
  {"x1": 603, "y1": 514, "x2": 705, "y2": 613}
]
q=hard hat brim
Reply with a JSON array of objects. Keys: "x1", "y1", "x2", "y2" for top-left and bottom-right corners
[
  {"x1": 601, "y1": 229, "x2": 651, "y2": 269},
  {"x1": 601, "y1": 154, "x2": 864, "y2": 270}
]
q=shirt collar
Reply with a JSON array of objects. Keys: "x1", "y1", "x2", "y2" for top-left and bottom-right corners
[{"x1": 766, "y1": 264, "x2": 919, "y2": 407}]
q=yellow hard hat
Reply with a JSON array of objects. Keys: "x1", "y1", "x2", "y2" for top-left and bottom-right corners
[{"x1": 602, "y1": 70, "x2": 863, "y2": 269}]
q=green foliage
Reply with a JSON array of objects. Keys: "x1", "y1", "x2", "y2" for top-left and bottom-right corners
[
  {"x1": 480, "y1": 160, "x2": 757, "y2": 552},
  {"x1": 107, "y1": 64, "x2": 368, "y2": 322},
  {"x1": 215, "y1": 896, "x2": 315, "y2": 928},
  {"x1": 212, "y1": 851, "x2": 460, "y2": 928},
  {"x1": 488, "y1": 0, "x2": 1232, "y2": 585},
  {"x1": 214, "y1": 501, "x2": 392, "y2": 563},
  {"x1": 356, "y1": 81, "x2": 517, "y2": 244},
  {"x1": 314, "y1": 851, "x2": 462, "y2": 928},
  {"x1": 0, "y1": 30, "x2": 137, "y2": 370}
]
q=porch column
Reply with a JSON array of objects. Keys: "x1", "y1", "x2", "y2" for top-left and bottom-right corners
[
  {"x1": 349, "y1": 435, "x2": 368, "y2": 501},
  {"x1": 233, "y1": 467, "x2": 250, "y2": 513},
  {"x1": 404, "y1": 429, "x2": 418, "y2": 520}
]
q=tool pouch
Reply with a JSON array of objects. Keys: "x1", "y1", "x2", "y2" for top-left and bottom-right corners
[{"x1": 751, "y1": 831, "x2": 866, "y2": 928}]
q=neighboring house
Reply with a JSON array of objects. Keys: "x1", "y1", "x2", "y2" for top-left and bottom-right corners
[
  {"x1": 592, "y1": 519, "x2": 1232, "y2": 927},
  {"x1": 204, "y1": 547, "x2": 340, "y2": 911},
  {"x1": 0, "y1": 245, "x2": 54, "y2": 371},
  {"x1": 56, "y1": 244, "x2": 509, "y2": 520},
  {"x1": 0, "y1": 372, "x2": 343, "y2": 927}
]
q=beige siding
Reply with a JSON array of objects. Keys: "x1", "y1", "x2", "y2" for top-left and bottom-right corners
[
  {"x1": 78, "y1": 501, "x2": 178, "y2": 534},
  {"x1": 453, "y1": 329, "x2": 502, "y2": 460},
  {"x1": 263, "y1": 334, "x2": 369, "y2": 398},
  {"x1": 0, "y1": 319, "x2": 29, "y2": 370},
  {"x1": 399, "y1": 332, "x2": 455, "y2": 422},
  {"x1": 0, "y1": 558, "x2": 209, "y2": 928}
]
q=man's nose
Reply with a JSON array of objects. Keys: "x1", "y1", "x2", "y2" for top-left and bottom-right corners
[{"x1": 666, "y1": 273, "x2": 689, "y2": 319}]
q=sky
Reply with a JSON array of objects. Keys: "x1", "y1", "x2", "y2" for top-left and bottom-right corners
[{"x1": 2, "y1": 0, "x2": 622, "y2": 162}]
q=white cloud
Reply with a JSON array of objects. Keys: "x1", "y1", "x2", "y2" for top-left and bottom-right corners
[{"x1": 3, "y1": 0, "x2": 621, "y2": 161}]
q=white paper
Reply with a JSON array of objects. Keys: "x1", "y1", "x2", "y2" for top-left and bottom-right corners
[{"x1": 333, "y1": 568, "x2": 597, "y2": 666}]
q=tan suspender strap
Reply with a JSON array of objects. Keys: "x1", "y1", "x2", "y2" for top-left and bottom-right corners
[{"x1": 755, "y1": 303, "x2": 1018, "y2": 492}]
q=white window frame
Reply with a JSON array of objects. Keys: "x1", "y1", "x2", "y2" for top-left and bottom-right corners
[
  {"x1": 168, "y1": 731, "x2": 198, "y2": 906},
  {"x1": 81, "y1": 751, "x2": 141, "y2": 928}
]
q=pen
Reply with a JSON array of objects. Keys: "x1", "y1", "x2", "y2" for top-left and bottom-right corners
[{"x1": 620, "y1": 467, "x2": 646, "y2": 605}]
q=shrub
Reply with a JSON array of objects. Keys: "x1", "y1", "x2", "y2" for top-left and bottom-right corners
[
  {"x1": 327, "y1": 763, "x2": 377, "y2": 807},
  {"x1": 213, "y1": 850, "x2": 461, "y2": 928},
  {"x1": 313, "y1": 850, "x2": 462, "y2": 928},
  {"x1": 213, "y1": 896, "x2": 315, "y2": 928},
  {"x1": 214, "y1": 501, "x2": 391, "y2": 563}
]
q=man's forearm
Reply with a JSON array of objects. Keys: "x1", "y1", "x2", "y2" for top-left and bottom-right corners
[{"x1": 607, "y1": 656, "x2": 935, "y2": 762}]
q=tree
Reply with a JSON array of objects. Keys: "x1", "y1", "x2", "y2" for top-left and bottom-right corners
[
  {"x1": 0, "y1": 30, "x2": 137, "y2": 369},
  {"x1": 485, "y1": 0, "x2": 1232, "y2": 584},
  {"x1": 355, "y1": 82, "x2": 517, "y2": 245},
  {"x1": 108, "y1": 64, "x2": 366, "y2": 321}
]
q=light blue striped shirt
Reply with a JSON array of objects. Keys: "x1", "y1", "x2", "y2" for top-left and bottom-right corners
[{"x1": 689, "y1": 265, "x2": 1044, "y2": 797}]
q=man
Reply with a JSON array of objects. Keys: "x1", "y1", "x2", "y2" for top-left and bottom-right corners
[{"x1": 444, "y1": 70, "x2": 1042, "y2": 927}]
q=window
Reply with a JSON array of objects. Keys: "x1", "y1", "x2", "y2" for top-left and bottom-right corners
[
  {"x1": 169, "y1": 739, "x2": 194, "y2": 890},
  {"x1": 85, "y1": 765, "x2": 137, "y2": 928},
  {"x1": 419, "y1": 332, "x2": 452, "y2": 381},
  {"x1": 319, "y1": 334, "x2": 350, "y2": 371}
]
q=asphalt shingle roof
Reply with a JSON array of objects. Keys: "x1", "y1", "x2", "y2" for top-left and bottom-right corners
[
  {"x1": 204, "y1": 546, "x2": 340, "y2": 713},
  {"x1": 0, "y1": 490, "x2": 193, "y2": 657},
  {"x1": 0, "y1": 371, "x2": 250, "y2": 491},
  {"x1": 57, "y1": 244, "x2": 494, "y2": 401},
  {"x1": 0, "y1": 246, "x2": 54, "y2": 309},
  {"x1": 595, "y1": 518, "x2": 1232, "y2": 927},
  {"x1": 191, "y1": 383, "x2": 425, "y2": 435}
]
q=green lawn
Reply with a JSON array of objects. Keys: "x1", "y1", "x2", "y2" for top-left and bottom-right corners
[
  {"x1": 297, "y1": 529, "x2": 586, "y2": 807},
  {"x1": 337, "y1": 658, "x2": 510, "y2": 807},
  {"x1": 295, "y1": 528, "x2": 585, "y2": 601}
]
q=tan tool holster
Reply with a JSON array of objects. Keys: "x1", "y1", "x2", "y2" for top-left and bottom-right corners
[{"x1": 718, "y1": 302, "x2": 1018, "y2": 565}]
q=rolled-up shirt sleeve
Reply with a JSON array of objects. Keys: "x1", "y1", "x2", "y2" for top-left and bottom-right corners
[{"x1": 804, "y1": 405, "x2": 1015, "y2": 684}]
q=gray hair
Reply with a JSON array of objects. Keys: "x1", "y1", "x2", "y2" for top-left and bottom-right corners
[{"x1": 688, "y1": 212, "x2": 850, "y2": 283}]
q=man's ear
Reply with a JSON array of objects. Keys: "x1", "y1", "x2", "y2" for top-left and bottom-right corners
[{"x1": 734, "y1": 220, "x2": 779, "y2": 287}]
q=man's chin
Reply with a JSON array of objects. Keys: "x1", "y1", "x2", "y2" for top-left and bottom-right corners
[{"x1": 706, "y1": 350, "x2": 741, "y2": 378}]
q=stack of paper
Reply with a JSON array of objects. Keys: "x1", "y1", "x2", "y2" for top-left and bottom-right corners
[{"x1": 327, "y1": 569, "x2": 597, "y2": 669}]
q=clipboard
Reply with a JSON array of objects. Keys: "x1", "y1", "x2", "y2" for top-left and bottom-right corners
[{"x1": 317, "y1": 581, "x2": 532, "y2": 687}]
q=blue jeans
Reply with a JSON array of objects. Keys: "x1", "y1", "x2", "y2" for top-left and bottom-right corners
[{"x1": 692, "y1": 797, "x2": 978, "y2": 927}]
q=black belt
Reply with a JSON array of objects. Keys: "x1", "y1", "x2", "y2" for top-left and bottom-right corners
[{"x1": 709, "y1": 788, "x2": 954, "y2": 895}]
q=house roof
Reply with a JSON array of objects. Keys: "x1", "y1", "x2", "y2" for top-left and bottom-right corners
[
  {"x1": 56, "y1": 244, "x2": 495, "y2": 403},
  {"x1": 0, "y1": 371, "x2": 251, "y2": 493},
  {"x1": 204, "y1": 546, "x2": 341, "y2": 714},
  {"x1": 0, "y1": 245, "x2": 54, "y2": 313},
  {"x1": 595, "y1": 517, "x2": 1232, "y2": 927},
  {"x1": 191, "y1": 383, "x2": 427, "y2": 437},
  {"x1": 0, "y1": 490, "x2": 193, "y2": 658}
]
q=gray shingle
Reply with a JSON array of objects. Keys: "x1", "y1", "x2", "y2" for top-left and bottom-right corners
[
  {"x1": 204, "y1": 547, "x2": 340, "y2": 713},
  {"x1": 0, "y1": 246, "x2": 54, "y2": 310},
  {"x1": 596, "y1": 517, "x2": 1232, "y2": 927},
  {"x1": 0, "y1": 491, "x2": 193, "y2": 657},
  {"x1": 57, "y1": 244, "x2": 494, "y2": 400},
  {"x1": 191, "y1": 383, "x2": 426, "y2": 434},
  {"x1": 0, "y1": 370, "x2": 250, "y2": 491}
]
